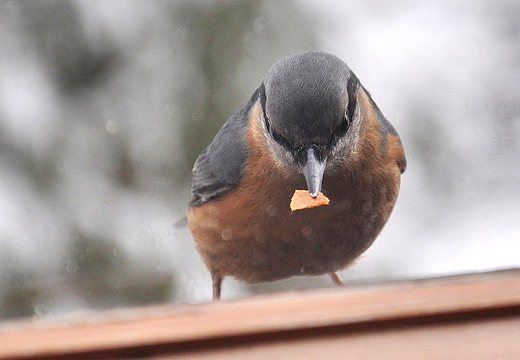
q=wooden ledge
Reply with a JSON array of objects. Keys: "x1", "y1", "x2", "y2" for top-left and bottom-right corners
[{"x1": 0, "y1": 269, "x2": 519, "y2": 359}]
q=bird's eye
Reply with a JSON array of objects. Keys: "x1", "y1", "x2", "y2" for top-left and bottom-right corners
[
  {"x1": 264, "y1": 116, "x2": 292, "y2": 149},
  {"x1": 336, "y1": 112, "x2": 351, "y2": 136}
]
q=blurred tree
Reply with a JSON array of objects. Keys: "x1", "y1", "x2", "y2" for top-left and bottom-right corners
[
  {"x1": 0, "y1": 0, "x2": 317, "y2": 319},
  {"x1": 28, "y1": 1, "x2": 117, "y2": 90},
  {"x1": 66, "y1": 230, "x2": 174, "y2": 308}
]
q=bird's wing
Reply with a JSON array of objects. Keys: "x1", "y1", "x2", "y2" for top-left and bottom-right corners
[
  {"x1": 189, "y1": 93, "x2": 257, "y2": 207},
  {"x1": 360, "y1": 84, "x2": 407, "y2": 174}
]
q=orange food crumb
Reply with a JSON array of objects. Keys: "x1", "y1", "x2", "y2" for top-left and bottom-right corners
[{"x1": 290, "y1": 190, "x2": 330, "y2": 211}]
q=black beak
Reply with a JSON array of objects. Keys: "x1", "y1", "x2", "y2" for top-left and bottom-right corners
[{"x1": 302, "y1": 148, "x2": 326, "y2": 198}]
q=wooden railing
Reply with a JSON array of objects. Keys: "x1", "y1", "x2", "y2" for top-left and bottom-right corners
[{"x1": 1, "y1": 269, "x2": 519, "y2": 359}]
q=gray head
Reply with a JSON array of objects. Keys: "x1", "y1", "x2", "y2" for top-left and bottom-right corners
[{"x1": 258, "y1": 51, "x2": 359, "y2": 196}]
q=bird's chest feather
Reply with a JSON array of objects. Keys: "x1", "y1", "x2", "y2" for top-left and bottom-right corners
[
  {"x1": 187, "y1": 99, "x2": 402, "y2": 282},
  {"x1": 188, "y1": 152, "x2": 399, "y2": 282}
]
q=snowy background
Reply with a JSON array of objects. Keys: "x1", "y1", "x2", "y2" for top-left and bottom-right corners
[{"x1": 0, "y1": 0, "x2": 519, "y2": 319}]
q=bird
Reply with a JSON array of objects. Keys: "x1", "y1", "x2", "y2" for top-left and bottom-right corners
[{"x1": 187, "y1": 51, "x2": 406, "y2": 300}]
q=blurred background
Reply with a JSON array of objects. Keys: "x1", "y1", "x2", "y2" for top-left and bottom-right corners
[{"x1": 0, "y1": 0, "x2": 519, "y2": 319}]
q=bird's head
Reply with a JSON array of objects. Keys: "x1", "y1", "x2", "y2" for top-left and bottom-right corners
[{"x1": 259, "y1": 51, "x2": 360, "y2": 197}]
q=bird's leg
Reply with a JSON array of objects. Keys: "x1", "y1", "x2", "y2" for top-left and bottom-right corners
[
  {"x1": 329, "y1": 272, "x2": 344, "y2": 286},
  {"x1": 212, "y1": 273, "x2": 222, "y2": 300}
]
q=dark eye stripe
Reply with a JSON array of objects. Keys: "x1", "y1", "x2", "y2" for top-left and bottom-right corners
[
  {"x1": 337, "y1": 113, "x2": 350, "y2": 136},
  {"x1": 260, "y1": 82, "x2": 295, "y2": 150},
  {"x1": 264, "y1": 115, "x2": 292, "y2": 149}
]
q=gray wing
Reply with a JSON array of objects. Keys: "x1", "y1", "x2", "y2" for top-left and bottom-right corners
[{"x1": 189, "y1": 91, "x2": 258, "y2": 207}]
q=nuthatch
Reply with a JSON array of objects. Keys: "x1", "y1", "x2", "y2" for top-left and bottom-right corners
[{"x1": 187, "y1": 51, "x2": 406, "y2": 299}]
